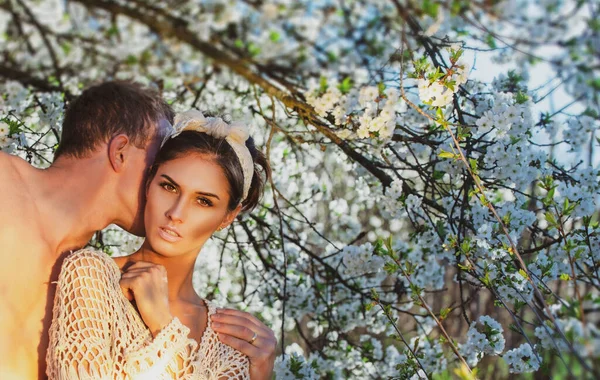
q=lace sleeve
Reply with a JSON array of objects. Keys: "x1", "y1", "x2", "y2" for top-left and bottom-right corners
[
  {"x1": 46, "y1": 249, "x2": 193, "y2": 379},
  {"x1": 215, "y1": 345, "x2": 250, "y2": 380},
  {"x1": 46, "y1": 250, "x2": 120, "y2": 379},
  {"x1": 122, "y1": 317, "x2": 191, "y2": 376}
]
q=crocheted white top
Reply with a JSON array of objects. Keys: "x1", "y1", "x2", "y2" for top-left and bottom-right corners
[{"x1": 46, "y1": 249, "x2": 249, "y2": 379}]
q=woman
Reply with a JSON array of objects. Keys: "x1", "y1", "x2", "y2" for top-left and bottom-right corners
[{"x1": 47, "y1": 110, "x2": 276, "y2": 379}]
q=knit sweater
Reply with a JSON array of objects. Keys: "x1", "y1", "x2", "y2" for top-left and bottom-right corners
[{"x1": 46, "y1": 249, "x2": 249, "y2": 380}]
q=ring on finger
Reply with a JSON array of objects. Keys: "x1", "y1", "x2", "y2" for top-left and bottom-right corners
[{"x1": 248, "y1": 331, "x2": 258, "y2": 345}]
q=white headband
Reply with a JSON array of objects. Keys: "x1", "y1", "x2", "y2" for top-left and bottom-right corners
[{"x1": 166, "y1": 110, "x2": 254, "y2": 202}]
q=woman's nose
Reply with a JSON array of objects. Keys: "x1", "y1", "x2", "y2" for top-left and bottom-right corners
[{"x1": 165, "y1": 197, "x2": 185, "y2": 223}]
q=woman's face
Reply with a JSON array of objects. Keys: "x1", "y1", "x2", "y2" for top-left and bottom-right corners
[{"x1": 144, "y1": 153, "x2": 237, "y2": 257}]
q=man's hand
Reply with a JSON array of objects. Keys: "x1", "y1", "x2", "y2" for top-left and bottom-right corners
[
  {"x1": 119, "y1": 261, "x2": 173, "y2": 337},
  {"x1": 211, "y1": 308, "x2": 277, "y2": 380}
]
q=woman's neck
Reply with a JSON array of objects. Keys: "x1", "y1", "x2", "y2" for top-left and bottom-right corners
[{"x1": 129, "y1": 244, "x2": 201, "y2": 303}]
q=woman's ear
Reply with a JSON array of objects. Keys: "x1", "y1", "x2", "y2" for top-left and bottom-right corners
[
  {"x1": 218, "y1": 204, "x2": 242, "y2": 230},
  {"x1": 108, "y1": 134, "x2": 130, "y2": 173}
]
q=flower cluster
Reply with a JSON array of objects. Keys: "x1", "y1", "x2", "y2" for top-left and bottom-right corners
[
  {"x1": 273, "y1": 352, "x2": 318, "y2": 379},
  {"x1": 503, "y1": 343, "x2": 542, "y2": 373},
  {"x1": 340, "y1": 243, "x2": 384, "y2": 278},
  {"x1": 414, "y1": 51, "x2": 469, "y2": 108},
  {"x1": 459, "y1": 316, "x2": 506, "y2": 366},
  {"x1": 0, "y1": 121, "x2": 13, "y2": 150},
  {"x1": 305, "y1": 82, "x2": 402, "y2": 140}
]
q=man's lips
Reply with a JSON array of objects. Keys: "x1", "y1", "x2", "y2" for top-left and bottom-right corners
[{"x1": 158, "y1": 226, "x2": 182, "y2": 242}]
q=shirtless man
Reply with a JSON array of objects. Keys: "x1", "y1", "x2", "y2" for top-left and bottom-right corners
[{"x1": 0, "y1": 81, "x2": 174, "y2": 379}]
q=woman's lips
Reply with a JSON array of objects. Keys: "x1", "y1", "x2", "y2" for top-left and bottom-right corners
[{"x1": 158, "y1": 226, "x2": 182, "y2": 243}]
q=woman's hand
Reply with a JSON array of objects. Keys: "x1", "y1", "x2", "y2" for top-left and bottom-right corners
[
  {"x1": 211, "y1": 308, "x2": 277, "y2": 380},
  {"x1": 119, "y1": 261, "x2": 173, "y2": 337}
]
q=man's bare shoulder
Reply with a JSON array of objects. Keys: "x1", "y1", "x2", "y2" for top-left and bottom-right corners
[
  {"x1": 0, "y1": 152, "x2": 45, "y2": 251},
  {"x1": 0, "y1": 152, "x2": 39, "y2": 208},
  {"x1": 0, "y1": 151, "x2": 32, "y2": 184},
  {"x1": 0, "y1": 150, "x2": 28, "y2": 167}
]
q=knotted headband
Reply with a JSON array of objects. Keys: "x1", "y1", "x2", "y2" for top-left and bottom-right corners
[{"x1": 167, "y1": 110, "x2": 254, "y2": 202}]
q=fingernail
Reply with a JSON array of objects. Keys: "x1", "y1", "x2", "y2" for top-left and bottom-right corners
[{"x1": 212, "y1": 322, "x2": 221, "y2": 328}]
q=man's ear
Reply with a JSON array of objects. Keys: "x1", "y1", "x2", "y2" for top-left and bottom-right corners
[
  {"x1": 218, "y1": 204, "x2": 242, "y2": 230},
  {"x1": 108, "y1": 134, "x2": 131, "y2": 173}
]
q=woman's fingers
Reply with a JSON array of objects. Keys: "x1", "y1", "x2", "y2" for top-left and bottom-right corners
[
  {"x1": 215, "y1": 308, "x2": 264, "y2": 327},
  {"x1": 118, "y1": 276, "x2": 136, "y2": 301},
  {"x1": 211, "y1": 319, "x2": 261, "y2": 341},
  {"x1": 211, "y1": 313, "x2": 270, "y2": 336},
  {"x1": 211, "y1": 309, "x2": 277, "y2": 366}
]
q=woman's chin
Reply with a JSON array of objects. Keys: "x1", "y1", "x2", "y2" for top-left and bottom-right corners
[{"x1": 146, "y1": 237, "x2": 181, "y2": 257}]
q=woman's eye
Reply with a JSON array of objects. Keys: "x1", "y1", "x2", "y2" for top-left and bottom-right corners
[
  {"x1": 160, "y1": 182, "x2": 177, "y2": 192},
  {"x1": 197, "y1": 197, "x2": 213, "y2": 207}
]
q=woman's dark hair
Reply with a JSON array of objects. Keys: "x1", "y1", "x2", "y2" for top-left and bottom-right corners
[{"x1": 148, "y1": 130, "x2": 271, "y2": 213}]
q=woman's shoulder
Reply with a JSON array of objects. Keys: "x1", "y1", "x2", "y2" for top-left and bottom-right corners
[{"x1": 60, "y1": 248, "x2": 121, "y2": 279}]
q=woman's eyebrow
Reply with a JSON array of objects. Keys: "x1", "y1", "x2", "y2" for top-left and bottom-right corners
[
  {"x1": 196, "y1": 191, "x2": 220, "y2": 200},
  {"x1": 160, "y1": 174, "x2": 179, "y2": 187},
  {"x1": 161, "y1": 174, "x2": 220, "y2": 200}
]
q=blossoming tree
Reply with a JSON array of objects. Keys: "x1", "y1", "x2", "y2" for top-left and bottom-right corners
[{"x1": 1, "y1": 0, "x2": 599, "y2": 378}]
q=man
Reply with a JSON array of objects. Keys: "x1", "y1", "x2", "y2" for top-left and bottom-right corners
[{"x1": 0, "y1": 81, "x2": 174, "y2": 379}]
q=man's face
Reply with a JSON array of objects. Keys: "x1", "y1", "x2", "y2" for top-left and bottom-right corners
[{"x1": 122, "y1": 118, "x2": 173, "y2": 236}]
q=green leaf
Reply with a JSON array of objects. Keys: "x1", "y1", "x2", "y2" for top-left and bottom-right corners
[
  {"x1": 319, "y1": 76, "x2": 328, "y2": 93},
  {"x1": 61, "y1": 42, "x2": 72, "y2": 55},
  {"x1": 435, "y1": 107, "x2": 444, "y2": 121},
  {"x1": 446, "y1": 81, "x2": 456, "y2": 92},
  {"x1": 438, "y1": 149, "x2": 457, "y2": 159},
  {"x1": 588, "y1": 78, "x2": 600, "y2": 91},
  {"x1": 371, "y1": 288, "x2": 380, "y2": 301},
  {"x1": 515, "y1": 91, "x2": 529, "y2": 104},
  {"x1": 485, "y1": 34, "x2": 497, "y2": 49},
  {"x1": 563, "y1": 197, "x2": 577, "y2": 216},
  {"x1": 422, "y1": 0, "x2": 439, "y2": 18},
  {"x1": 248, "y1": 43, "x2": 261, "y2": 57},
  {"x1": 106, "y1": 25, "x2": 119, "y2": 37},
  {"x1": 440, "y1": 307, "x2": 451, "y2": 319},
  {"x1": 384, "y1": 261, "x2": 399, "y2": 274},
  {"x1": 269, "y1": 31, "x2": 281, "y2": 42},
  {"x1": 433, "y1": 170, "x2": 445, "y2": 180},
  {"x1": 125, "y1": 55, "x2": 137, "y2": 65},
  {"x1": 457, "y1": 263, "x2": 471, "y2": 271},
  {"x1": 469, "y1": 158, "x2": 478, "y2": 173},
  {"x1": 338, "y1": 77, "x2": 353, "y2": 94},
  {"x1": 560, "y1": 273, "x2": 570, "y2": 281},
  {"x1": 518, "y1": 269, "x2": 529, "y2": 280},
  {"x1": 451, "y1": 48, "x2": 464, "y2": 63},
  {"x1": 545, "y1": 211, "x2": 557, "y2": 226},
  {"x1": 481, "y1": 271, "x2": 492, "y2": 287}
]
